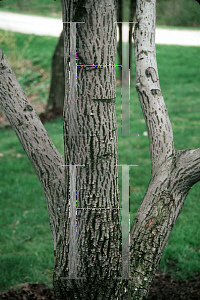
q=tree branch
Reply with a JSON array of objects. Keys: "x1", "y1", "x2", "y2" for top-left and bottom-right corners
[
  {"x1": 171, "y1": 147, "x2": 200, "y2": 190},
  {"x1": 0, "y1": 48, "x2": 65, "y2": 250},
  {"x1": 119, "y1": 1, "x2": 200, "y2": 298},
  {"x1": 134, "y1": 0, "x2": 175, "y2": 177}
]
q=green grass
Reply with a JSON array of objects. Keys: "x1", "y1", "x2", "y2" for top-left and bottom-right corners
[
  {"x1": 0, "y1": 30, "x2": 58, "y2": 70},
  {"x1": 0, "y1": 30, "x2": 58, "y2": 103},
  {"x1": 0, "y1": 118, "x2": 62, "y2": 291},
  {"x1": 156, "y1": 0, "x2": 200, "y2": 27},
  {"x1": 0, "y1": 28, "x2": 200, "y2": 292},
  {"x1": 0, "y1": 0, "x2": 62, "y2": 18}
]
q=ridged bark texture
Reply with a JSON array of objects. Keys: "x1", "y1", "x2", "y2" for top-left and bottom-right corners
[{"x1": 53, "y1": 0, "x2": 122, "y2": 299}]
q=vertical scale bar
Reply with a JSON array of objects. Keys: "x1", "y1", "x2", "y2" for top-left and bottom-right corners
[
  {"x1": 68, "y1": 23, "x2": 78, "y2": 276},
  {"x1": 121, "y1": 165, "x2": 130, "y2": 278},
  {"x1": 68, "y1": 164, "x2": 77, "y2": 278},
  {"x1": 60, "y1": 164, "x2": 86, "y2": 280},
  {"x1": 122, "y1": 23, "x2": 130, "y2": 136},
  {"x1": 69, "y1": 22, "x2": 78, "y2": 136},
  {"x1": 115, "y1": 21, "x2": 138, "y2": 137}
]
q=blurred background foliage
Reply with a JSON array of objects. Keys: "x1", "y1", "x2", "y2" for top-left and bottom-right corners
[{"x1": 0, "y1": 0, "x2": 200, "y2": 27}]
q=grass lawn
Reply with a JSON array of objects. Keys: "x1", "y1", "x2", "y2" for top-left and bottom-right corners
[
  {"x1": 0, "y1": 28, "x2": 200, "y2": 292},
  {"x1": 0, "y1": 0, "x2": 62, "y2": 18}
]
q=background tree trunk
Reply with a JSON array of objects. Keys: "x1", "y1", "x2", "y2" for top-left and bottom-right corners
[
  {"x1": 40, "y1": 30, "x2": 65, "y2": 121},
  {"x1": 47, "y1": 30, "x2": 64, "y2": 113}
]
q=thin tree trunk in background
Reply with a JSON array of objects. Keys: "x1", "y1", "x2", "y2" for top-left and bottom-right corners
[
  {"x1": 41, "y1": 30, "x2": 65, "y2": 120},
  {"x1": 47, "y1": 30, "x2": 64, "y2": 112}
]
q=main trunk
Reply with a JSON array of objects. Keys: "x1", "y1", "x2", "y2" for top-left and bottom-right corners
[{"x1": 53, "y1": 0, "x2": 122, "y2": 299}]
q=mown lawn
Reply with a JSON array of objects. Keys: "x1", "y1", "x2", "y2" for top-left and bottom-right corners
[{"x1": 0, "y1": 27, "x2": 200, "y2": 292}]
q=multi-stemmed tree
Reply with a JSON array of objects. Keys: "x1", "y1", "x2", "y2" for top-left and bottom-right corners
[{"x1": 0, "y1": 0, "x2": 200, "y2": 299}]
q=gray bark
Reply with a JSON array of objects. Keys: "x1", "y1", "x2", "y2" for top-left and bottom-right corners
[
  {"x1": 120, "y1": 0, "x2": 200, "y2": 298},
  {"x1": 0, "y1": 0, "x2": 200, "y2": 299},
  {"x1": 52, "y1": 0, "x2": 122, "y2": 298},
  {"x1": 0, "y1": 49, "x2": 65, "y2": 252}
]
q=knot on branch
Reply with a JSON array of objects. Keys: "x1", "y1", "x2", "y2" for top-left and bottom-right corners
[
  {"x1": 151, "y1": 89, "x2": 162, "y2": 96},
  {"x1": 160, "y1": 189, "x2": 174, "y2": 205},
  {"x1": 23, "y1": 105, "x2": 33, "y2": 112},
  {"x1": 145, "y1": 67, "x2": 158, "y2": 82}
]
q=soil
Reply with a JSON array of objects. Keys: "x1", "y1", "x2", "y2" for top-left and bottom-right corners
[{"x1": 0, "y1": 269, "x2": 200, "y2": 300}]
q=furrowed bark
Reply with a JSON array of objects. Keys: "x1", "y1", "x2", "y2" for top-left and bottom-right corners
[{"x1": 53, "y1": 0, "x2": 122, "y2": 299}]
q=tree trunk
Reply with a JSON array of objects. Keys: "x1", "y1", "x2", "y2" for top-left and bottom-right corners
[
  {"x1": 53, "y1": 0, "x2": 122, "y2": 299},
  {"x1": 47, "y1": 30, "x2": 64, "y2": 113},
  {"x1": 41, "y1": 30, "x2": 65, "y2": 120},
  {"x1": 0, "y1": 0, "x2": 200, "y2": 299}
]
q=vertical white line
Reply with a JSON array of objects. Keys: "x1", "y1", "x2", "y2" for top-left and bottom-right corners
[
  {"x1": 69, "y1": 22, "x2": 78, "y2": 137},
  {"x1": 68, "y1": 164, "x2": 77, "y2": 278},
  {"x1": 122, "y1": 165, "x2": 130, "y2": 278},
  {"x1": 122, "y1": 23, "x2": 130, "y2": 136}
]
